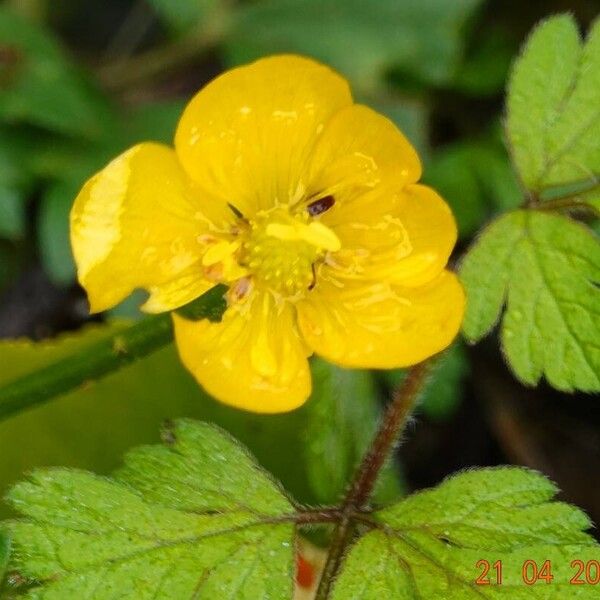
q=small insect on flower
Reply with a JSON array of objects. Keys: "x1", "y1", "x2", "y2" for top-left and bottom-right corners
[{"x1": 70, "y1": 55, "x2": 465, "y2": 413}]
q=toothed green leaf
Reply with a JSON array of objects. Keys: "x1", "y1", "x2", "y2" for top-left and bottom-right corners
[
  {"x1": 332, "y1": 467, "x2": 599, "y2": 598},
  {"x1": 460, "y1": 210, "x2": 600, "y2": 391},
  {"x1": 2, "y1": 420, "x2": 296, "y2": 599},
  {"x1": 507, "y1": 15, "x2": 600, "y2": 204}
]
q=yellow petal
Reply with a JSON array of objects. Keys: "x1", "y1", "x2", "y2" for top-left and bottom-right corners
[
  {"x1": 141, "y1": 266, "x2": 215, "y2": 314},
  {"x1": 305, "y1": 104, "x2": 421, "y2": 201},
  {"x1": 175, "y1": 55, "x2": 352, "y2": 217},
  {"x1": 389, "y1": 184, "x2": 457, "y2": 286},
  {"x1": 173, "y1": 292, "x2": 311, "y2": 413},
  {"x1": 322, "y1": 183, "x2": 457, "y2": 288},
  {"x1": 70, "y1": 143, "x2": 217, "y2": 313},
  {"x1": 297, "y1": 270, "x2": 465, "y2": 368}
]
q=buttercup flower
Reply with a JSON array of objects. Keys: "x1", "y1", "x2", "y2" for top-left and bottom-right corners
[{"x1": 70, "y1": 55, "x2": 465, "y2": 413}]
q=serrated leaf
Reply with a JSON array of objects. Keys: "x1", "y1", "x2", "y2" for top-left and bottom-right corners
[
  {"x1": 507, "y1": 15, "x2": 600, "y2": 201},
  {"x1": 228, "y1": 0, "x2": 483, "y2": 94},
  {"x1": 333, "y1": 467, "x2": 599, "y2": 598},
  {"x1": 460, "y1": 210, "x2": 600, "y2": 391},
  {"x1": 3, "y1": 419, "x2": 296, "y2": 599},
  {"x1": 0, "y1": 8, "x2": 116, "y2": 139},
  {"x1": 304, "y1": 359, "x2": 403, "y2": 505}
]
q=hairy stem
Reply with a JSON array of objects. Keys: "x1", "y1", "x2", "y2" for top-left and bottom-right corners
[
  {"x1": 315, "y1": 359, "x2": 433, "y2": 599},
  {"x1": 0, "y1": 286, "x2": 227, "y2": 422},
  {"x1": 315, "y1": 515, "x2": 354, "y2": 597},
  {"x1": 346, "y1": 360, "x2": 432, "y2": 509},
  {"x1": 0, "y1": 314, "x2": 173, "y2": 422},
  {"x1": 293, "y1": 508, "x2": 346, "y2": 525}
]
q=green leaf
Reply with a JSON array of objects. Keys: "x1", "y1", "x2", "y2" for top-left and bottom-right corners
[
  {"x1": 425, "y1": 144, "x2": 488, "y2": 237},
  {"x1": 0, "y1": 127, "x2": 34, "y2": 240},
  {"x1": 0, "y1": 187, "x2": 25, "y2": 240},
  {"x1": 333, "y1": 467, "x2": 600, "y2": 598},
  {"x1": 3, "y1": 420, "x2": 295, "y2": 598},
  {"x1": 123, "y1": 100, "x2": 186, "y2": 145},
  {"x1": 0, "y1": 323, "x2": 317, "y2": 517},
  {"x1": 507, "y1": 15, "x2": 600, "y2": 200},
  {"x1": 305, "y1": 359, "x2": 403, "y2": 505},
  {"x1": 371, "y1": 99, "x2": 429, "y2": 159},
  {"x1": 37, "y1": 180, "x2": 77, "y2": 284},
  {"x1": 0, "y1": 8, "x2": 116, "y2": 139},
  {"x1": 424, "y1": 138, "x2": 521, "y2": 237},
  {"x1": 460, "y1": 210, "x2": 600, "y2": 391},
  {"x1": 147, "y1": 0, "x2": 221, "y2": 34},
  {"x1": 453, "y1": 26, "x2": 514, "y2": 96},
  {"x1": 228, "y1": 0, "x2": 484, "y2": 94},
  {"x1": 175, "y1": 284, "x2": 227, "y2": 322},
  {"x1": 0, "y1": 126, "x2": 31, "y2": 191}
]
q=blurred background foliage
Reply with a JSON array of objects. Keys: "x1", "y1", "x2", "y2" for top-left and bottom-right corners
[{"x1": 0, "y1": 0, "x2": 599, "y2": 534}]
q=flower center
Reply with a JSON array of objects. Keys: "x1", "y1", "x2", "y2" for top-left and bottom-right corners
[{"x1": 241, "y1": 207, "x2": 340, "y2": 297}]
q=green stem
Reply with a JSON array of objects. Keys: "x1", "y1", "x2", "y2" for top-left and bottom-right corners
[
  {"x1": 315, "y1": 359, "x2": 433, "y2": 599},
  {"x1": 314, "y1": 514, "x2": 355, "y2": 599},
  {"x1": 0, "y1": 314, "x2": 174, "y2": 422},
  {"x1": 531, "y1": 195, "x2": 599, "y2": 215},
  {"x1": 345, "y1": 360, "x2": 432, "y2": 510}
]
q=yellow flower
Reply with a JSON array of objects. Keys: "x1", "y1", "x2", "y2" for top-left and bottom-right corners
[{"x1": 70, "y1": 55, "x2": 464, "y2": 413}]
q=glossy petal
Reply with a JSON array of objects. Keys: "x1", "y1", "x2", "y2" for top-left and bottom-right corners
[
  {"x1": 173, "y1": 292, "x2": 311, "y2": 412},
  {"x1": 140, "y1": 265, "x2": 216, "y2": 313},
  {"x1": 175, "y1": 55, "x2": 352, "y2": 217},
  {"x1": 70, "y1": 143, "x2": 218, "y2": 313},
  {"x1": 323, "y1": 183, "x2": 457, "y2": 287},
  {"x1": 297, "y1": 270, "x2": 465, "y2": 369},
  {"x1": 305, "y1": 104, "x2": 421, "y2": 202}
]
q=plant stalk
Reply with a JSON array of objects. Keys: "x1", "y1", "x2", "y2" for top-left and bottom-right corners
[
  {"x1": 315, "y1": 359, "x2": 433, "y2": 599},
  {"x1": 346, "y1": 360, "x2": 432, "y2": 510},
  {"x1": 531, "y1": 196, "x2": 599, "y2": 214},
  {"x1": 0, "y1": 314, "x2": 174, "y2": 422}
]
